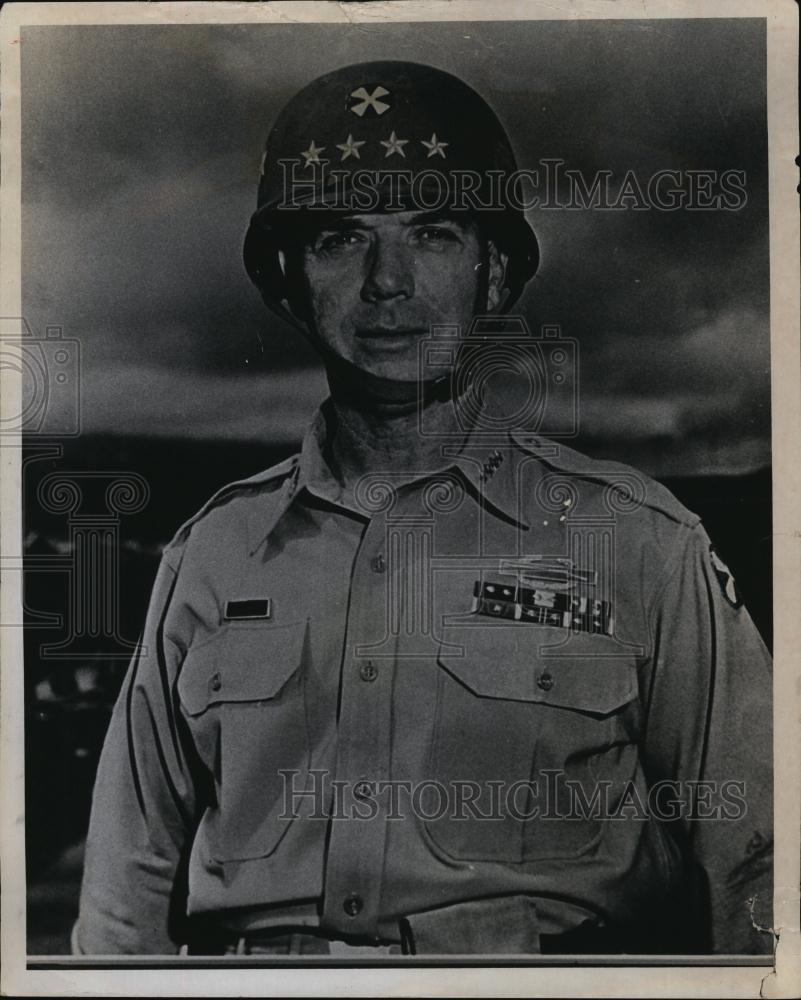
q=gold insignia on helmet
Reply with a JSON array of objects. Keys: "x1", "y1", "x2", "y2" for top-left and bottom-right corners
[
  {"x1": 349, "y1": 85, "x2": 391, "y2": 117},
  {"x1": 421, "y1": 132, "x2": 449, "y2": 158},
  {"x1": 300, "y1": 140, "x2": 325, "y2": 167},
  {"x1": 336, "y1": 134, "x2": 366, "y2": 161},
  {"x1": 380, "y1": 130, "x2": 409, "y2": 158}
]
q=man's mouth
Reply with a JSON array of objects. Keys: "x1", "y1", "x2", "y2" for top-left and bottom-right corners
[
  {"x1": 354, "y1": 326, "x2": 427, "y2": 349},
  {"x1": 355, "y1": 326, "x2": 425, "y2": 338}
]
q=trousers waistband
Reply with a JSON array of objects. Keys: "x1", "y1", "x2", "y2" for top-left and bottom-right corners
[
  {"x1": 186, "y1": 894, "x2": 543, "y2": 956},
  {"x1": 187, "y1": 924, "x2": 656, "y2": 957},
  {"x1": 187, "y1": 929, "x2": 403, "y2": 956}
]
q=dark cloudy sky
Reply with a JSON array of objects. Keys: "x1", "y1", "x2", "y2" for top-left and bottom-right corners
[{"x1": 21, "y1": 17, "x2": 770, "y2": 476}]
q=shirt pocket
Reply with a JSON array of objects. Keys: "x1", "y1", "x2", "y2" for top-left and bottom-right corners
[
  {"x1": 425, "y1": 622, "x2": 640, "y2": 865},
  {"x1": 177, "y1": 619, "x2": 310, "y2": 862}
]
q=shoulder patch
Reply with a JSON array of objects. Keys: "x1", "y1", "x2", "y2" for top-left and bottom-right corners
[
  {"x1": 510, "y1": 430, "x2": 700, "y2": 528},
  {"x1": 709, "y1": 546, "x2": 743, "y2": 608},
  {"x1": 166, "y1": 453, "x2": 300, "y2": 549}
]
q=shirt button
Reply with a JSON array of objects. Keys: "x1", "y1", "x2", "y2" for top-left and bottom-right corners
[
  {"x1": 359, "y1": 660, "x2": 378, "y2": 683},
  {"x1": 537, "y1": 671, "x2": 554, "y2": 692},
  {"x1": 370, "y1": 554, "x2": 386, "y2": 574},
  {"x1": 343, "y1": 894, "x2": 363, "y2": 917},
  {"x1": 354, "y1": 781, "x2": 372, "y2": 800},
  {"x1": 210, "y1": 673, "x2": 222, "y2": 692}
]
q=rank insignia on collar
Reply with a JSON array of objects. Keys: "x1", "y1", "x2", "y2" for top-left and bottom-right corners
[
  {"x1": 471, "y1": 580, "x2": 612, "y2": 635},
  {"x1": 480, "y1": 449, "x2": 504, "y2": 483},
  {"x1": 224, "y1": 599, "x2": 272, "y2": 621}
]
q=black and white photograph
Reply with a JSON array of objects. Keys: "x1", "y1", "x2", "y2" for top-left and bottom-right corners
[{"x1": 1, "y1": 1, "x2": 798, "y2": 996}]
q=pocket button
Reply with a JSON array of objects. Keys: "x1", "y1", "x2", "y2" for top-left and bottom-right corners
[
  {"x1": 210, "y1": 672, "x2": 222, "y2": 693},
  {"x1": 359, "y1": 661, "x2": 378, "y2": 683},
  {"x1": 537, "y1": 671, "x2": 554, "y2": 692}
]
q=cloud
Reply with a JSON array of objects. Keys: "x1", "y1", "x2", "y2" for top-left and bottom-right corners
[
  {"x1": 19, "y1": 19, "x2": 771, "y2": 473},
  {"x1": 81, "y1": 362, "x2": 328, "y2": 441}
]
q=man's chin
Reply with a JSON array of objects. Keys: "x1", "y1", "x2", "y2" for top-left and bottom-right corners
[{"x1": 347, "y1": 351, "x2": 423, "y2": 386}]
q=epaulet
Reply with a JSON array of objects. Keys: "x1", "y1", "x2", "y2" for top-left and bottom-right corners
[
  {"x1": 510, "y1": 431, "x2": 700, "y2": 528},
  {"x1": 166, "y1": 452, "x2": 300, "y2": 549}
]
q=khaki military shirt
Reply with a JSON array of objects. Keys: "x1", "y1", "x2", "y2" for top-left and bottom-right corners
[{"x1": 76, "y1": 402, "x2": 772, "y2": 954}]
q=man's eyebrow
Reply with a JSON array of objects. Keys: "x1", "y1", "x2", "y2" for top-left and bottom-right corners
[
  {"x1": 402, "y1": 210, "x2": 472, "y2": 229},
  {"x1": 315, "y1": 216, "x2": 372, "y2": 231},
  {"x1": 312, "y1": 211, "x2": 473, "y2": 232}
]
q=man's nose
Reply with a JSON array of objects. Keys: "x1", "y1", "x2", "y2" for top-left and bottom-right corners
[{"x1": 361, "y1": 239, "x2": 415, "y2": 302}]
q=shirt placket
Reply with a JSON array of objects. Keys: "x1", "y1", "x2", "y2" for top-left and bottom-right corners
[{"x1": 321, "y1": 505, "x2": 396, "y2": 938}]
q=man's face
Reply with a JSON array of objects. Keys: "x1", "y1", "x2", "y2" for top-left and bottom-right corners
[{"x1": 290, "y1": 210, "x2": 491, "y2": 381}]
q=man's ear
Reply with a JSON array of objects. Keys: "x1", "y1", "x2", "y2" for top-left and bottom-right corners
[{"x1": 486, "y1": 240, "x2": 509, "y2": 312}]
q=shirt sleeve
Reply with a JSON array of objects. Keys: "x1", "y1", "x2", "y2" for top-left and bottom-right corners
[
  {"x1": 74, "y1": 544, "x2": 197, "y2": 954},
  {"x1": 640, "y1": 521, "x2": 773, "y2": 955}
]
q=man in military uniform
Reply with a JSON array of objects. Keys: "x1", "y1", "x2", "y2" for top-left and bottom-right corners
[{"x1": 76, "y1": 61, "x2": 772, "y2": 956}]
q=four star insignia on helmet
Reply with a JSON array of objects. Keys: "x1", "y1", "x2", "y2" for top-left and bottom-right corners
[
  {"x1": 301, "y1": 131, "x2": 450, "y2": 163},
  {"x1": 421, "y1": 132, "x2": 448, "y2": 158},
  {"x1": 349, "y1": 85, "x2": 392, "y2": 116},
  {"x1": 336, "y1": 133, "x2": 366, "y2": 161},
  {"x1": 380, "y1": 130, "x2": 409, "y2": 158},
  {"x1": 300, "y1": 140, "x2": 325, "y2": 167}
]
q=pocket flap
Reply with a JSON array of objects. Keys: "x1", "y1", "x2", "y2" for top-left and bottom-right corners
[
  {"x1": 178, "y1": 620, "x2": 308, "y2": 716},
  {"x1": 437, "y1": 623, "x2": 638, "y2": 716}
]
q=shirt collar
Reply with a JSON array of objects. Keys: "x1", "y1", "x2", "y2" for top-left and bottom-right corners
[
  {"x1": 295, "y1": 398, "x2": 530, "y2": 529},
  {"x1": 297, "y1": 401, "x2": 347, "y2": 506},
  {"x1": 446, "y1": 435, "x2": 531, "y2": 530}
]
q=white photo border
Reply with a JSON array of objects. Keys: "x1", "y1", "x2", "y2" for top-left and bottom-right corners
[{"x1": 1, "y1": 2, "x2": 798, "y2": 997}]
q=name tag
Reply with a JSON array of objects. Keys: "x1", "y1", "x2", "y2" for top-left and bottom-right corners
[{"x1": 224, "y1": 599, "x2": 272, "y2": 621}]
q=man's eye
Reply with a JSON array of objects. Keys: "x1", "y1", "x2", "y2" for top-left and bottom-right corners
[
  {"x1": 415, "y1": 226, "x2": 459, "y2": 246},
  {"x1": 317, "y1": 232, "x2": 365, "y2": 252}
]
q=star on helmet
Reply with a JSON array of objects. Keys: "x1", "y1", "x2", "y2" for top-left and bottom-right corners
[
  {"x1": 380, "y1": 131, "x2": 409, "y2": 158},
  {"x1": 336, "y1": 134, "x2": 366, "y2": 161},
  {"x1": 421, "y1": 132, "x2": 448, "y2": 158},
  {"x1": 300, "y1": 140, "x2": 325, "y2": 167}
]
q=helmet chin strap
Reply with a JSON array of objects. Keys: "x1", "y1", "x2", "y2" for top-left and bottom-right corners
[{"x1": 322, "y1": 346, "x2": 454, "y2": 415}]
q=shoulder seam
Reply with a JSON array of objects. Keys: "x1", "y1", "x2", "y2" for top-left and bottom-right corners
[
  {"x1": 167, "y1": 452, "x2": 300, "y2": 547},
  {"x1": 513, "y1": 432, "x2": 700, "y2": 527},
  {"x1": 644, "y1": 520, "x2": 699, "y2": 631}
]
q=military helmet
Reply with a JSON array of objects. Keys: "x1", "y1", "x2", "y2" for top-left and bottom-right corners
[{"x1": 244, "y1": 60, "x2": 540, "y2": 327}]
